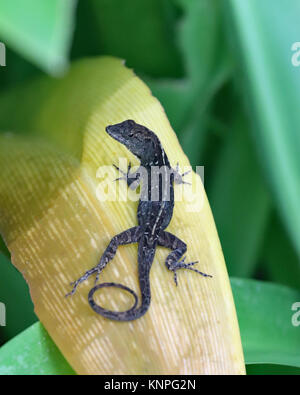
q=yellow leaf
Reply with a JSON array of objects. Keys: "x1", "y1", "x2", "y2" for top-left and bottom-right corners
[{"x1": 0, "y1": 57, "x2": 245, "y2": 374}]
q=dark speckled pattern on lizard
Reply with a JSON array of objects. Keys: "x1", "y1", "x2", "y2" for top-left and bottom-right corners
[{"x1": 66, "y1": 120, "x2": 212, "y2": 321}]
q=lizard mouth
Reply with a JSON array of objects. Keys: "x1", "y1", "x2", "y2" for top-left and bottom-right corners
[
  {"x1": 105, "y1": 125, "x2": 121, "y2": 140},
  {"x1": 106, "y1": 124, "x2": 128, "y2": 146},
  {"x1": 105, "y1": 124, "x2": 117, "y2": 137}
]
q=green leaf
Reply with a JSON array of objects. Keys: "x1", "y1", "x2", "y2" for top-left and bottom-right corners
[
  {"x1": 148, "y1": 0, "x2": 232, "y2": 165},
  {"x1": 246, "y1": 364, "x2": 300, "y2": 375},
  {"x1": 0, "y1": 0, "x2": 77, "y2": 75},
  {"x1": 231, "y1": 278, "x2": 300, "y2": 367},
  {"x1": 89, "y1": 0, "x2": 183, "y2": 78},
  {"x1": 0, "y1": 253, "x2": 37, "y2": 343},
  {"x1": 0, "y1": 46, "x2": 41, "y2": 91},
  {"x1": 2, "y1": 278, "x2": 299, "y2": 374},
  {"x1": 0, "y1": 322, "x2": 75, "y2": 375},
  {"x1": 175, "y1": 0, "x2": 223, "y2": 86},
  {"x1": 0, "y1": 78, "x2": 54, "y2": 135},
  {"x1": 263, "y1": 214, "x2": 300, "y2": 289},
  {"x1": 148, "y1": 79, "x2": 192, "y2": 133},
  {"x1": 178, "y1": 56, "x2": 231, "y2": 166},
  {"x1": 209, "y1": 116, "x2": 271, "y2": 277},
  {"x1": 227, "y1": 0, "x2": 300, "y2": 258}
]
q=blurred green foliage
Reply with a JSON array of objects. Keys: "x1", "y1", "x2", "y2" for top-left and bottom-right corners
[
  {"x1": 0, "y1": 322, "x2": 75, "y2": 375},
  {"x1": 1, "y1": 278, "x2": 299, "y2": 375},
  {"x1": 0, "y1": 0, "x2": 299, "y2": 375},
  {"x1": 0, "y1": 0, "x2": 77, "y2": 74},
  {"x1": 0, "y1": 253, "x2": 37, "y2": 345},
  {"x1": 231, "y1": 278, "x2": 300, "y2": 368}
]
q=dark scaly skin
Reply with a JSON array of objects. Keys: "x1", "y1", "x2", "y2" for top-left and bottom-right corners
[{"x1": 66, "y1": 120, "x2": 212, "y2": 321}]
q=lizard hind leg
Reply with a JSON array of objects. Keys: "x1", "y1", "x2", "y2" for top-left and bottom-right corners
[
  {"x1": 66, "y1": 226, "x2": 142, "y2": 297},
  {"x1": 158, "y1": 230, "x2": 212, "y2": 286}
]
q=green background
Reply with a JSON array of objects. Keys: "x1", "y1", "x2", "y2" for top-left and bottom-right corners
[{"x1": 0, "y1": 0, "x2": 299, "y2": 375}]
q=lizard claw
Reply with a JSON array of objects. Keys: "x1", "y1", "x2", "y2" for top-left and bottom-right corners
[
  {"x1": 169, "y1": 257, "x2": 212, "y2": 286},
  {"x1": 173, "y1": 163, "x2": 191, "y2": 185},
  {"x1": 186, "y1": 266, "x2": 213, "y2": 278},
  {"x1": 113, "y1": 163, "x2": 130, "y2": 175},
  {"x1": 113, "y1": 162, "x2": 131, "y2": 178},
  {"x1": 65, "y1": 282, "x2": 79, "y2": 298},
  {"x1": 113, "y1": 162, "x2": 130, "y2": 182},
  {"x1": 113, "y1": 162, "x2": 140, "y2": 189},
  {"x1": 66, "y1": 267, "x2": 100, "y2": 298}
]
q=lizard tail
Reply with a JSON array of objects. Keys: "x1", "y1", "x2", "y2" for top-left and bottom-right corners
[
  {"x1": 88, "y1": 260, "x2": 153, "y2": 321},
  {"x1": 88, "y1": 278, "x2": 151, "y2": 321},
  {"x1": 88, "y1": 282, "x2": 140, "y2": 321},
  {"x1": 88, "y1": 239, "x2": 154, "y2": 321}
]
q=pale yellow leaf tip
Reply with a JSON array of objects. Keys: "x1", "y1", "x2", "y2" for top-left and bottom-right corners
[{"x1": 0, "y1": 57, "x2": 245, "y2": 374}]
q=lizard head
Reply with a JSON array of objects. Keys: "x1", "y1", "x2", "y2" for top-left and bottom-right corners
[{"x1": 106, "y1": 120, "x2": 159, "y2": 160}]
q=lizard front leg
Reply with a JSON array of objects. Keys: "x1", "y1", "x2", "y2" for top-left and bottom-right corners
[
  {"x1": 158, "y1": 230, "x2": 212, "y2": 286},
  {"x1": 173, "y1": 163, "x2": 191, "y2": 185},
  {"x1": 114, "y1": 162, "x2": 141, "y2": 190},
  {"x1": 66, "y1": 226, "x2": 142, "y2": 297}
]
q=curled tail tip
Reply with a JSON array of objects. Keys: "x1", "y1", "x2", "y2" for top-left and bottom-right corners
[{"x1": 88, "y1": 282, "x2": 141, "y2": 321}]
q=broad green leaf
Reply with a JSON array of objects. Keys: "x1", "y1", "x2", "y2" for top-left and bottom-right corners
[
  {"x1": 0, "y1": 322, "x2": 75, "y2": 375},
  {"x1": 231, "y1": 278, "x2": 300, "y2": 367},
  {"x1": 0, "y1": 0, "x2": 77, "y2": 74},
  {"x1": 227, "y1": 0, "x2": 300, "y2": 258},
  {"x1": 148, "y1": 79, "x2": 192, "y2": 134},
  {"x1": 149, "y1": 0, "x2": 232, "y2": 165},
  {"x1": 175, "y1": 0, "x2": 222, "y2": 87},
  {"x1": 263, "y1": 214, "x2": 300, "y2": 289},
  {"x1": 2, "y1": 278, "x2": 300, "y2": 374},
  {"x1": 0, "y1": 57, "x2": 244, "y2": 374},
  {"x1": 210, "y1": 117, "x2": 271, "y2": 277},
  {"x1": 0, "y1": 46, "x2": 41, "y2": 91},
  {"x1": 178, "y1": 58, "x2": 231, "y2": 166},
  {"x1": 246, "y1": 364, "x2": 300, "y2": 375},
  {"x1": 89, "y1": 0, "x2": 183, "y2": 78},
  {"x1": 0, "y1": 78, "x2": 55, "y2": 135},
  {"x1": 0, "y1": 253, "x2": 37, "y2": 343}
]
